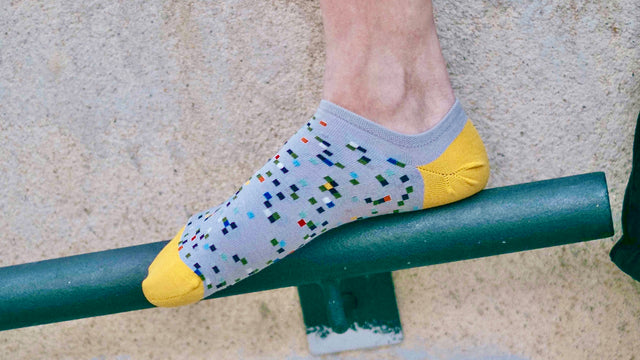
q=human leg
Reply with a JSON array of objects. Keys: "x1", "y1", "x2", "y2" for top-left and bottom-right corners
[
  {"x1": 321, "y1": 0, "x2": 455, "y2": 134},
  {"x1": 610, "y1": 111, "x2": 640, "y2": 282},
  {"x1": 142, "y1": 0, "x2": 489, "y2": 307}
]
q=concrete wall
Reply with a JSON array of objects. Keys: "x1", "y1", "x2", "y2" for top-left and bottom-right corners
[{"x1": 1, "y1": 0, "x2": 638, "y2": 359}]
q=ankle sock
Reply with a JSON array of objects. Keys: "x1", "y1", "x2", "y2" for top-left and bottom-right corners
[{"x1": 142, "y1": 99, "x2": 490, "y2": 307}]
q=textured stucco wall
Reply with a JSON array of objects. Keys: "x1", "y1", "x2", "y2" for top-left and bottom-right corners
[{"x1": 1, "y1": 1, "x2": 639, "y2": 359}]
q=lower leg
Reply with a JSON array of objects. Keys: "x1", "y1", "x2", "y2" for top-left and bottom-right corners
[
  {"x1": 320, "y1": 0, "x2": 455, "y2": 134},
  {"x1": 610, "y1": 112, "x2": 640, "y2": 282},
  {"x1": 142, "y1": 0, "x2": 489, "y2": 307},
  {"x1": 622, "y1": 111, "x2": 640, "y2": 240}
]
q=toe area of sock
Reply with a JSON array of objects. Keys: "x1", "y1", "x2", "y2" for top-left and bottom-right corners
[{"x1": 142, "y1": 227, "x2": 204, "y2": 307}]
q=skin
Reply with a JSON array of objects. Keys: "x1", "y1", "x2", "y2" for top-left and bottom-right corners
[{"x1": 320, "y1": 0, "x2": 455, "y2": 135}]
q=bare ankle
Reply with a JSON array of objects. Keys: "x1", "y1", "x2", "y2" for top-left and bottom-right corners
[
  {"x1": 322, "y1": 46, "x2": 455, "y2": 135},
  {"x1": 320, "y1": 0, "x2": 456, "y2": 134}
]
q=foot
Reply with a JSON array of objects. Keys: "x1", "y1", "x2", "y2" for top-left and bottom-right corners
[{"x1": 142, "y1": 99, "x2": 490, "y2": 307}]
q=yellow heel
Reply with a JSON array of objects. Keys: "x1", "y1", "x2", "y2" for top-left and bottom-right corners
[{"x1": 417, "y1": 120, "x2": 490, "y2": 209}]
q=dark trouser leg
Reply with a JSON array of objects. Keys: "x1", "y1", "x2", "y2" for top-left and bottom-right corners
[{"x1": 610, "y1": 111, "x2": 640, "y2": 281}]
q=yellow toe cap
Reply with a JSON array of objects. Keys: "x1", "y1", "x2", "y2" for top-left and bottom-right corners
[{"x1": 142, "y1": 227, "x2": 204, "y2": 307}]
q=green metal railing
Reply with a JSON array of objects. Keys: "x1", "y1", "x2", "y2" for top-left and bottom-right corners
[{"x1": 0, "y1": 172, "x2": 614, "y2": 331}]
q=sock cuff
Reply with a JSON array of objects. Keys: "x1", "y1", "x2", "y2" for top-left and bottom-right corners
[{"x1": 316, "y1": 98, "x2": 468, "y2": 150}]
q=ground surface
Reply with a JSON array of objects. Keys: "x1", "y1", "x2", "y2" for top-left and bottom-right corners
[{"x1": 1, "y1": 1, "x2": 639, "y2": 359}]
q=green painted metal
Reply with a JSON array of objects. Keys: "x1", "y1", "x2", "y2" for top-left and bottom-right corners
[
  {"x1": 298, "y1": 272, "x2": 403, "y2": 355},
  {"x1": 0, "y1": 172, "x2": 613, "y2": 331}
]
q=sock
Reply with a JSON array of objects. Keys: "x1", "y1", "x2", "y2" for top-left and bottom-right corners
[
  {"x1": 610, "y1": 111, "x2": 640, "y2": 282},
  {"x1": 142, "y1": 99, "x2": 490, "y2": 307}
]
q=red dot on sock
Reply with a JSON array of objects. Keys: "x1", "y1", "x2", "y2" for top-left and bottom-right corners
[{"x1": 297, "y1": 219, "x2": 306, "y2": 227}]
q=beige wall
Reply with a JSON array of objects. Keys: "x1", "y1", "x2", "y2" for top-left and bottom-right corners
[{"x1": 1, "y1": 1, "x2": 639, "y2": 359}]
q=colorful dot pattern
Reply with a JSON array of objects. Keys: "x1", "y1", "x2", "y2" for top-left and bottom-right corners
[{"x1": 179, "y1": 111, "x2": 425, "y2": 297}]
